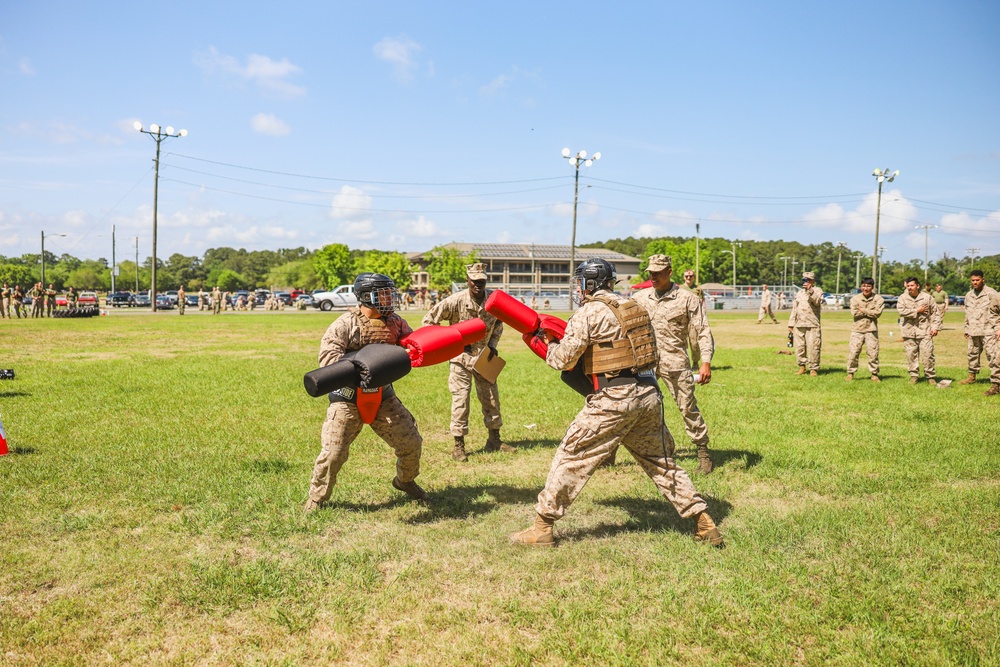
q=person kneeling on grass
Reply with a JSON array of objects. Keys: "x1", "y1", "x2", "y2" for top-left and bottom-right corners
[{"x1": 304, "y1": 272, "x2": 428, "y2": 512}]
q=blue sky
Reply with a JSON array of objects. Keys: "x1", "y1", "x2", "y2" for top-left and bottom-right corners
[{"x1": 2, "y1": 1, "x2": 998, "y2": 268}]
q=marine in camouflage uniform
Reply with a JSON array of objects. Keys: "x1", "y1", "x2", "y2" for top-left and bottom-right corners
[
  {"x1": 422, "y1": 262, "x2": 512, "y2": 460},
  {"x1": 66, "y1": 287, "x2": 77, "y2": 311},
  {"x1": 788, "y1": 272, "x2": 824, "y2": 375},
  {"x1": 932, "y1": 284, "x2": 949, "y2": 323},
  {"x1": 12, "y1": 285, "x2": 26, "y2": 318},
  {"x1": 1, "y1": 283, "x2": 10, "y2": 318},
  {"x1": 957, "y1": 270, "x2": 1000, "y2": 395},
  {"x1": 679, "y1": 270, "x2": 706, "y2": 368},
  {"x1": 846, "y1": 277, "x2": 884, "y2": 381},
  {"x1": 212, "y1": 287, "x2": 222, "y2": 314},
  {"x1": 30, "y1": 283, "x2": 44, "y2": 318},
  {"x1": 177, "y1": 286, "x2": 186, "y2": 315},
  {"x1": 510, "y1": 258, "x2": 722, "y2": 548},
  {"x1": 305, "y1": 273, "x2": 427, "y2": 511},
  {"x1": 757, "y1": 284, "x2": 778, "y2": 323},
  {"x1": 45, "y1": 284, "x2": 57, "y2": 317},
  {"x1": 896, "y1": 276, "x2": 942, "y2": 385},
  {"x1": 634, "y1": 254, "x2": 716, "y2": 473}
]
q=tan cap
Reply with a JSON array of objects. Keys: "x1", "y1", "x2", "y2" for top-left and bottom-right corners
[
  {"x1": 803, "y1": 271, "x2": 816, "y2": 281},
  {"x1": 466, "y1": 262, "x2": 488, "y2": 280},
  {"x1": 647, "y1": 254, "x2": 672, "y2": 272}
]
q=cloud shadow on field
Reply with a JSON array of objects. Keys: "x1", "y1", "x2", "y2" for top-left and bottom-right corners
[{"x1": 572, "y1": 495, "x2": 734, "y2": 540}]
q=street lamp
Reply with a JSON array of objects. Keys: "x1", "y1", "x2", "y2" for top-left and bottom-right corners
[
  {"x1": 562, "y1": 147, "x2": 600, "y2": 310},
  {"x1": 915, "y1": 224, "x2": 938, "y2": 284},
  {"x1": 966, "y1": 247, "x2": 980, "y2": 272},
  {"x1": 133, "y1": 237, "x2": 140, "y2": 293},
  {"x1": 780, "y1": 255, "x2": 790, "y2": 295},
  {"x1": 835, "y1": 242, "x2": 847, "y2": 295},
  {"x1": 853, "y1": 253, "x2": 865, "y2": 290},
  {"x1": 722, "y1": 241, "x2": 741, "y2": 298},
  {"x1": 871, "y1": 167, "x2": 899, "y2": 286},
  {"x1": 877, "y1": 245, "x2": 887, "y2": 293},
  {"x1": 40, "y1": 230, "x2": 66, "y2": 286},
  {"x1": 790, "y1": 257, "x2": 799, "y2": 285},
  {"x1": 135, "y1": 121, "x2": 187, "y2": 311}
]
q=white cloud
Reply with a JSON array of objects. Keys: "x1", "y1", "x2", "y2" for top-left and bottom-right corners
[
  {"x1": 799, "y1": 190, "x2": 917, "y2": 234},
  {"x1": 329, "y1": 185, "x2": 372, "y2": 220},
  {"x1": 480, "y1": 74, "x2": 512, "y2": 97},
  {"x1": 373, "y1": 36, "x2": 422, "y2": 81},
  {"x1": 636, "y1": 223, "x2": 666, "y2": 237},
  {"x1": 18, "y1": 57, "x2": 34, "y2": 76},
  {"x1": 403, "y1": 215, "x2": 444, "y2": 237},
  {"x1": 337, "y1": 219, "x2": 378, "y2": 241},
  {"x1": 11, "y1": 120, "x2": 123, "y2": 146},
  {"x1": 193, "y1": 47, "x2": 305, "y2": 98},
  {"x1": 251, "y1": 112, "x2": 291, "y2": 136},
  {"x1": 495, "y1": 229, "x2": 512, "y2": 243}
]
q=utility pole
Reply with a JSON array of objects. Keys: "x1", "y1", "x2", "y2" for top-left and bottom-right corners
[
  {"x1": 780, "y1": 256, "x2": 789, "y2": 295},
  {"x1": 835, "y1": 242, "x2": 847, "y2": 295},
  {"x1": 871, "y1": 168, "x2": 899, "y2": 286},
  {"x1": 853, "y1": 253, "x2": 865, "y2": 290},
  {"x1": 877, "y1": 246, "x2": 887, "y2": 293},
  {"x1": 915, "y1": 224, "x2": 938, "y2": 284},
  {"x1": 695, "y1": 223, "x2": 701, "y2": 284}
]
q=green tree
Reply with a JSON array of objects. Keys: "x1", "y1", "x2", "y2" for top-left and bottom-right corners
[
  {"x1": 426, "y1": 245, "x2": 478, "y2": 291},
  {"x1": 216, "y1": 269, "x2": 246, "y2": 292},
  {"x1": 355, "y1": 251, "x2": 414, "y2": 290},
  {"x1": 313, "y1": 243, "x2": 355, "y2": 289},
  {"x1": 267, "y1": 259, "x2": 321, "y2": 291},
  {"x1": 0, "y1": 264, "x2": 34, "y2": 288},
  {"x1": 67, "y1": 267, "x2": 104, "y2": 290}
]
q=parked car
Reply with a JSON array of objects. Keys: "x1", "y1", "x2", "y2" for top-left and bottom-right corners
[
  {"x1": 289, "y1": 289, "x2": 305, "y2": 301},
  {"x1": 155, "y1": 294, "x2": 174, "y2": 310},
  {"x1": 134, "y1": 293, "x2": 151, "y2": 307},
  {"x1": 163, "y1": 290, "x2": 179, "y2": 305},
  {"x1": 78, "y1": 291, "x2": 98, "y2": 306},
  {"x1": 295, "y1": 294, "x2": 315, "y2": 307},
  {"x1": 312, "y1": 285, "x2": 358, "y2": 311},
  {"x1": 185, "y1": 294, "x2": 199, "y2": 307},
  {"x1": 106, "y1": 291, "x2": 135, "y2": 307},
  {"x1": 880, "y1": 294, "x2": 899, "y2": 308},
  {"x1": 274, "y1": 292, "x2": 292, "y2": 305}
]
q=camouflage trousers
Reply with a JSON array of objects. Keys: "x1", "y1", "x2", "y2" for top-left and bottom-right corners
[
  {"x1": 757, "y1": 305, "x2": 777, "y2": 323},
  {"x1": 31, "y1": 301, "x2": 43, "y2": 318},
  {"x1": 661, "y1": 369, "x2": 709, "y2": 448},
  {"x1": 847, "y1": 331, "x2": 880, "y2": 376},
  {"x1": 46, "y1": 301, "x2": 55, "y2": 317},
  {"x1": 0, "y1": 298, "x2": 8, "y2": 318},
  {"x1": 178, "y1": 302, "x2": 185, "y2": 315},
  {"x1": 308, "y1": 395, "x2": 423, "y2": 504},
  {"x1": 535, "y1": 383, "x2": 708, "y2": 522},
  {"x1": 903, "y1": 336, "x2": 935, "y2": 379},
  {"x1": 447, "y1": 360, "x2": 502, "y2": 436},
  {"x1": 792, "y1": 326, "x2": 822, "y2": 371},
  {"x1": 213, "y1": 302, "x2": 221, "y2": 314},
  {"x1": 967, "y1": 334, "x2": 1000, "y2": 384},
  {"x1": 13, "y1": 302, "x2": 26, "y2": 318}
]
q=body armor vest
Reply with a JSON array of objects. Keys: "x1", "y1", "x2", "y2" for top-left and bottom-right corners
[
  {"x1": 582, "y1": 294, "x2": 658, "y2": 375},
  {"x1": 355, "y1": 308, "x2": 398, "y2": 346}
]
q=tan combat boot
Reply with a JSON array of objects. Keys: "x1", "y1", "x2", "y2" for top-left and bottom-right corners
[
  {"x1": 809, "y1": 370, "x2": 818, "y2": 377},
  {"x1": 909, "y1": 376, "x2": 918, "y2": 385},
  {"x1": 985, "y1": 383, "x2": 1000, "y2": 397},
  {"x1": 871, "y1": 375, "x2": 881, "y2": 383},
  {"x1": 845, "y1": 373, "x2": 854, "y2": 382},
  {"x1": 392, "y1": 476, "x2": 429, "y2": 502},
  {"x1": 694, "y1": 512, "x2": 724, "y2": 548},
  {"x1": 509, "y1": 514, "x2": 555, "y2": 547},
  {"x1": 795, "y1": 366, "x2": 807, "y2": 375},
  {"x1": 304, "y1": 498, "x2": 321, "y2": 513},
  {"x1": 958, "y1": 373, "x2": 977, "y2": 385},
  {"x1": 928, "y1": 378, "x2": 937, "y2": 387},
  {"x1": 697, "y1": 445, "x2": 714, "y2": 474},
  {"x1": 484, "y1": 429, "x2": 516, "y2": 453},
  {"x1": 452, "y1": 436, "x2": 468, "y2": 462}
]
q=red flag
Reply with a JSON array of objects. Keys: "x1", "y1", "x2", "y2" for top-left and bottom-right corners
[{"x1": 0, "y1": 414, "x2": 8, "y2": 456}]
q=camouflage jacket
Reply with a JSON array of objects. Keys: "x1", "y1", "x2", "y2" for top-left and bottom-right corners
[
  {"x1": 788, "y1": 286, "x2": 824, "y2": 328},
  {"x1": 963, "y1": 285, "x2": 1000, "y2": 336},
  {"x1": 422, "y1": 288, "x2": 502, "y2": 363},
  {"x1": 633, "y1": 283, "x2": 714, "y2": 372},
  {"x1": 760, "y1": 289, "x2": 772, "y2": 308},
  {"x1": 546, "y1": 289, "x2": 654, "y2": 371},
  {"x1": 896, "y1": 291, "x2": 941, "y2": 338},
  {"x1": 319, "y1": 308, "x2": 413, "y2": 368},
  {"x1": 849, "y1": 292, "x2": 885, "y2": 333}
]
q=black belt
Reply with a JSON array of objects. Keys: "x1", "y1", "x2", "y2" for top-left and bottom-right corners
[{"x1": 593, "y1": 369, "x2": 657, "y2": 391}]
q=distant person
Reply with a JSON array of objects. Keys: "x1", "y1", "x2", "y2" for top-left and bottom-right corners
[
  {"x1": 679, "y1": 269, "x2": 707, "y2": 368},
  {"x1": 45, "y1": 284, "x2": 57, "y2": 317},
  {"x1": 0, "y1": 283, "x2": 10, "y2": 319},
  {"x1": 66, "y1": 287, "x2": 77, "y2": 310},
  {"x1": 30, "y1": 282, "x2": 44, "y2": 318},
  {"x1": 212, "y1": 287, "x2": 222, "y2": 314},
  {"x1": 757, "y1": 283, "x2": 778, "y2": 324},
  {"x1": 530, "y1": 296, "x2": 538, "y2": 310},
  {"x1": 932, "y1": 283, "x2": 949, "y2": 322},
  {"x1": 897, "y1": 276, "x2": 941, "y2": 385},
  {"x1": 177, "y1": 286, "x2": 186, "y2": 315},
  {"x1": 958, "y1": 269, "x2": 1000, "y2": 396},
  {"x1": 13, "y1": 285, "x2": 26, "y2": 318},
  {"x1": 198, "y1": 289, "x2": 206, "y2": 311},
  {"x1": 846, "y1": 277, "x2": 885, "y2": 382},
  {"x1": 788, "y1": 272, "x2": 824, "y2": 376},
  {"x1": 543, "y1": 298, "x2": 550, "y2": 309},
  {"x1": 247, "y1": 292, "x2": 257, "y2": 311}
]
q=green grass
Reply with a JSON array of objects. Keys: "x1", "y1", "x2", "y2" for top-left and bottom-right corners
[{"x1": 0, "y1": 308, "x2": 997, "y2": 666}]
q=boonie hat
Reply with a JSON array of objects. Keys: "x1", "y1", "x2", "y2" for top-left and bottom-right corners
[{"x1": 647, "y1": 254, "x2": 672, "y2": 272}]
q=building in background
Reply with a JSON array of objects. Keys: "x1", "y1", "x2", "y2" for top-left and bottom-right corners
[{"x1": 408, "y1": 243, "x2": 642, "y2": 296}]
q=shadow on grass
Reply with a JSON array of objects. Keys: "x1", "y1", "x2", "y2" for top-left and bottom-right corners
[
  {"x1": 325, "y1": 482, "x2": 540, "y2": 521},
  {"x1": 245, "y1": 459, "x2": 293, "y2": 474},
  {"x1": 7, "y1": 446, "x2": 37, "y2": 455},
  {"x1": 0, "y1": 390, "x2": 31, "y2": 398},
  {"x1": 573, "y1": 494, "x2": 734, "y2": 540},
  {"x1": 465, "y1": 437, "x2": 561, "y2": 456}
]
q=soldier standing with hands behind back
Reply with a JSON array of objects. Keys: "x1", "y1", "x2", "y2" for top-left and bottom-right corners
[
  {"x1": 423, "y1": 262, "x2": 513, "y2": 461},
  {"x1": 897, "y1": 276, "x2": 941, "y2": 385},
  {"x1": 788, "y1": 272, "x2": 825, "y2": 376},
  {"x1": 846, "y1": 277, "x2": 884, "y2": 382}
]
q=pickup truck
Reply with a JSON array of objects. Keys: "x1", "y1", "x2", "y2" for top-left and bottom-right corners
[
  {"x1": 311, "y1": 285, "x2": 358, "y2": 311},
  {"x1": 78, "y1": 291, "x2": 98, "y2": 306}
]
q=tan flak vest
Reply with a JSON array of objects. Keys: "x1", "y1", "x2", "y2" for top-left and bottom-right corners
[
  {"x1": 355, "y1": 308, "x2": 398, "y2": 346},
  {"x1": 582, "y1": 294, "x2": 658, "y2": 375}
]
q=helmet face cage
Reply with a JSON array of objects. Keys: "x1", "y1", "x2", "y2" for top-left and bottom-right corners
[
  {"x1": 572, "y1": 259, "x2": 616, "y2": 304},
  {"x1": 355, "y1": 273, "x2": 401, "y2": 315}
]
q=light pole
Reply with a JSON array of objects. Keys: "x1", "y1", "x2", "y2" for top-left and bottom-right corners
[
  {"x1": 722, "y1": 241, "x2": 741, "y2": 298},
  {"x1": 835, "y1": 242, "x2": 847, "y2": 295},
  {"x1": 915, "y1": 224, "x2": 938, "y2": 284},
  {"x1": 135, "y1": 121, "x2": 187, "y2": 311},
  {"x1": 853, "y1": 253, "x2": 865, "y2": 290},
  {"x1": 562, "y1": 147, "x2": 600, "y2": 309},
  {"x1": 695, "y1": 223, "x2": 701, "y2": 284},
  {"x1": 871, "y1": 167, "x2": 899, "y2": 287},
  {"x1": 966, "y1": 247, "x2": 980, "y2": 272},
  {"x1": 40, "y1": 230, "x2": 66, "y2": 286},
  {"x1": 877, "y1": 246, "x2": 887, "y2": 293},
  {"x1": 133, "y1": 237, "x2": 140, "y2": 293},
  {"x1": 791, "y1": 257, "x2": 799, "y2": 286},
  {"x1": 780, "y1": 255, "x2": 790, "y2": 295}
]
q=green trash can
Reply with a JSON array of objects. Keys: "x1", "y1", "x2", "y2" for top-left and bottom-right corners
[{"x1": 714, "y1": 301, "x2": 723, "y2": 310}]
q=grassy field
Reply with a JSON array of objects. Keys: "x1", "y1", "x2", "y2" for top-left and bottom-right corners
[{"x1": 1, "y1": 307, "x2": 997, "y2": 666}]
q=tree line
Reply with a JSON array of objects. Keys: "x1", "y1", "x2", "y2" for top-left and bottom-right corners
[{"x1": 582, "y1": 236, "x2": 1000, "y2": 294}]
